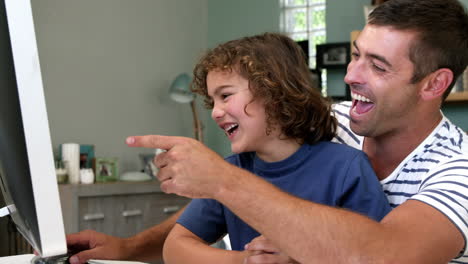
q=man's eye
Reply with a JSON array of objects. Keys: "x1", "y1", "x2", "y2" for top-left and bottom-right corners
[
  {"x1": 351, "y1": 52, "x2": 359, "y2": 60},
  {"x1": 372, "y1": 64, "x2": 386, "y2": 72}
]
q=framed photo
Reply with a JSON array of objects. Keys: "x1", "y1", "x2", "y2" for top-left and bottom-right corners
[
  {"x1": 58, "y1": 143, "x2": 94, "y2": 168},
  {"x1": 79, "y1": 144, "x2": 95, "y2": 169},
  {"x1": 139, "y1": 153, "x2": 157, "y2": 179},
  {"x1": 316, "y1": 42, "x2": 350, "y2": 69},
  {"x1": 93, "y1": 157, "x2": 118, "y2": 182}
]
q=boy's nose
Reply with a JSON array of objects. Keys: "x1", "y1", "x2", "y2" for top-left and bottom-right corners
[{"x1": 211, "y1": 104, "x2": 225, "y2": 120}]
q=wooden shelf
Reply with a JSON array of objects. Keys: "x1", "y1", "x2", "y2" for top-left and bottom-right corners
[{"x1": 445, "y1": 91, "x2": 468, "y2": 102}]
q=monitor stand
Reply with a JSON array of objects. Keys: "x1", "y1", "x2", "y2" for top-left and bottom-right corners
[{"x1": 30, "y1": 254, "x2": 70, "y2": 264}]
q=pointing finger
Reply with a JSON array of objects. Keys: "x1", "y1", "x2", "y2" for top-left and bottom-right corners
[{"x1": 126, "y1": 135, "x2": 186, "y2": 150}]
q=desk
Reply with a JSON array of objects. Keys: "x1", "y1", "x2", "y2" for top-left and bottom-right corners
[
  {"x1": 0, "y1": 255, "x2": 148, "y2": 264},
  {"x1": 0, "y1": 254, "x2": 33, "y2": 264}
]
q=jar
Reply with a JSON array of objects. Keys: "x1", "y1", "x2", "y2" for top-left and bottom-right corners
[{"x1": 55, "y1": 160, "x2": 68, "y2": 184}]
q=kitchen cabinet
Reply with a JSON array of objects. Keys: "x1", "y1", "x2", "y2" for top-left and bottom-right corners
[{"x1": 59, "y1": 181, "x2": 189, "y2": 264}]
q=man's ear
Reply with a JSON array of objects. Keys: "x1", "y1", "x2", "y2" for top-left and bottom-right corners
[{"x1": 420, "y1": 68, "x2": 453, "y2": 100}]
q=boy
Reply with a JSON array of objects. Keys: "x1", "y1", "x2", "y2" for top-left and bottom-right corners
[{"x1": 162, "y1": 33, "x2": 391, "y2": 263}]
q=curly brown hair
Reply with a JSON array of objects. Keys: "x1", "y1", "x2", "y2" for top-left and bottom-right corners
[{"x1": 191, "y1": 33, "x2": 336, "y2": 145}]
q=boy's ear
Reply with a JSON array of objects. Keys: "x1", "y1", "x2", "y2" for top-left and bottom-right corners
[{"x1": 420, "y1": 68, "x2": 453, "y2": 100}]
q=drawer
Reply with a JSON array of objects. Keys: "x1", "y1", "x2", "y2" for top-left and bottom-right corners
[
  {"x1": 77, "y1": 193, "x2": 189, "y2": 238},
  {"x1": 139, "y1": 193, "x2": 189, "y2": 228},
  {"x1": 78, "y1": 196, "x2": 117, "y2": 236}
]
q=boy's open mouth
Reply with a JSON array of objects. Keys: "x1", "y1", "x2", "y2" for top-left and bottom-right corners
[{"x1": 223, "y1": 123, "x2": 239, "y2": 136}]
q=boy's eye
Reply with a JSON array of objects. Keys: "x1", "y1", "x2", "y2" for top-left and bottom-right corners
[{"x1": 221, "y1": 93, "x2": 231, "y2": 100}]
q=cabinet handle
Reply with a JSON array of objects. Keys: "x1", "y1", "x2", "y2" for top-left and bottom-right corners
[
  {"x1": 122, "y1": 209, "x2": 142, "y2": 217},
  {"x1": 83, "y1": 213, "x2": 105, "y2": 221},
  {"x1": 163, "y1": 206, "x2": 181, "y2": 214}
]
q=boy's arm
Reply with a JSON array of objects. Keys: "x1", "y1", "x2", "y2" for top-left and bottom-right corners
[{"x1": 163, "y1": 224, "x2": 248, "y2": 264}]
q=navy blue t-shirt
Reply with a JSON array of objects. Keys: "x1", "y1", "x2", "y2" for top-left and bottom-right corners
[{"x1": 177, "y1": 142, "x2": 391, "y2": 251}]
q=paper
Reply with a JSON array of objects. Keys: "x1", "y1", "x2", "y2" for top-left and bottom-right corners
[
  {"x1": 88, "y1": 260, "x2": 148, "y2": 264},
  {"x1": 0, "y1": 254, "x2": 34, "y2": 264},
  {"x1": 0, "y1": 255, "x2": 148, "y2": 264}
]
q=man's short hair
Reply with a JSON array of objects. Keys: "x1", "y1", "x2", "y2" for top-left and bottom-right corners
[{"x1": 369, "y1": 0, "x2": 468, "y2": 99}]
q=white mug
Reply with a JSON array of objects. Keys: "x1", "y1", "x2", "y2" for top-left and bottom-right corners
[{"x1": 80, "y1": 168, "x2": 94, "y2": 184}]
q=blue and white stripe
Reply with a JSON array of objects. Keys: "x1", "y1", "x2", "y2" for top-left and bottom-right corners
[{"x1": 332, "y1": 102, "x2": 468, "y2": 263}]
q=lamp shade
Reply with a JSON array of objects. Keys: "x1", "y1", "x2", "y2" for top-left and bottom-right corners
[
  {"x1": 168, "y1": 73, "x2": 203, "y2": 142},
  {"x1": 169, "y1": 73, "x2": 194, "y2": 103}
]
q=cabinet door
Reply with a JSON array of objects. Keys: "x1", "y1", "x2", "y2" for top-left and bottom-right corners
[
  {"x1": 78, "y1": 193, "x2": 189, "y2": 238},
  {"x1": 78, "y1": 196, "x2": 116, "y2": 235},
  {"x1": 113, "y1": 194, "x2": 146, "y2": 238},
  {"x1": 140, "y1": 193, "x2": 189, "y2": 229}
]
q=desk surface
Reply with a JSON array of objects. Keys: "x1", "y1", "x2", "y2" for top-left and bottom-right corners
[
  {"x1": 0, "y1": 255, "x2": 148, "y2": 264},
  {"x1": 0, "y1": 254, "x2": 33, "y2": 264}
]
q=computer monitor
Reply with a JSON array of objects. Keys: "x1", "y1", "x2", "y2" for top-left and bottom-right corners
[{"x1": 0, "y1": 0, "x2": 67, "y2": 261}]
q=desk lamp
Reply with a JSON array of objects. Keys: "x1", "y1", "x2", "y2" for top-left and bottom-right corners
[{"x1": 169, "y1": 73, "x2": 203, "y2": 142}]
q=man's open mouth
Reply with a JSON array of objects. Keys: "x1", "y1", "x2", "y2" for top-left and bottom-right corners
[{"x1": 351, "y1": 92, "x2": 374, "y2": 115}]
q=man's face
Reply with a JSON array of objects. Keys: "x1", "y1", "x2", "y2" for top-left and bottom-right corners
[{"x1": 344, "y1": 25, "x2": 422, "y2": 138}]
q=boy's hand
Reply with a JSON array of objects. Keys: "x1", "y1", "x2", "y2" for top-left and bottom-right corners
[{"x1": 244, "y1": 236, "x2": 300, "y2": 264}]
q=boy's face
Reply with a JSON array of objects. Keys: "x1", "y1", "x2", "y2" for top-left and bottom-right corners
[
  {"x1": 206, "y1": 69, "x2": 275, "y2": 154},
  {"x1": 344, "y1": 25, "x2": 423, "y2": 138}
]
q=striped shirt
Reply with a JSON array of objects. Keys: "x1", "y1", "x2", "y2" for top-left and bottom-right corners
[{"x1": 332, "y1": 102, "x2": 468, "y2": 263}]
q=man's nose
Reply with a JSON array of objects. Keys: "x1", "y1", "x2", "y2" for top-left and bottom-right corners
[{"x1": 344, "y1": 60, "x2": 364, "y2": 86}]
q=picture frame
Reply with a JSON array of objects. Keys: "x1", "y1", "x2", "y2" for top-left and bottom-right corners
[
  {"x1": 93, "y1": 157, "x2": 118, "y2": 182},
  {"x1": 316, "y1": 42, "x2": 350, "y2": 69},
  {"x1": 57, "y1": 143, "x2": 95, "y2": 169},
  {"x1": 79, "y1": 144, "x2": 95, "y2": 169}
]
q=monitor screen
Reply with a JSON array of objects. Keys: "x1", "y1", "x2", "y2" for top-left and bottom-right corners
[{"x1": 0, "y1": 0, "x2": 67, "y2": 258}]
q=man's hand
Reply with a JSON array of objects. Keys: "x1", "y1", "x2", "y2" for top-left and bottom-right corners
[
  {"x1": 244, "y1": 236, "x2": 300, "y2": 264},
  {"x1": 126, "y1": 135, "x2": 235, "y2": 199},
  {"x1": 66, "y1": 230, "x2": 132, "y2": 264}
]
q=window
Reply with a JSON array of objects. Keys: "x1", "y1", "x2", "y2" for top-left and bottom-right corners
[
  {"x1": 280, "y1": 0, "x2": 327, "y2": 94},
  {"x1": 280, "y1": 0, "x2": 326, "y2": 68}
]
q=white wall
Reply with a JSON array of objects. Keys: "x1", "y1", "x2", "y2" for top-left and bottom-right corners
[{"x1": 31, "y1": 0, "x2": 208, "y2": 173}]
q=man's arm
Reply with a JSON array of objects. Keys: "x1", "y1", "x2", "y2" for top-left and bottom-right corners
[
  {"x1": 163, "y1": 224, "x2": 247, "y2": 264},
  {"x1": 128, "y1": 135, "x2": 465, "y2": 264},
  {"x1": 226, "y1": 170, "x2": 464, "y2": 264},
  {"x1": 67, "y1": 207, "x2": 184, "y2": 264}
]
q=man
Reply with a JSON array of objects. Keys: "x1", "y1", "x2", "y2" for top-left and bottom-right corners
[{"x1": 67, "y1": 0, "x2": 468, "y2": 263}]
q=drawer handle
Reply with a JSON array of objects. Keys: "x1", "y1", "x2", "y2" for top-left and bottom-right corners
[
  {"x1": 163, "y1": 206, "x2": 181, "y2": 214},
  {"x1": 122, "y1": 209, "x2": 142, "y2": 217},
  {"x1": 83, "y1": 213, "x2": 105, "y2": 221}
]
